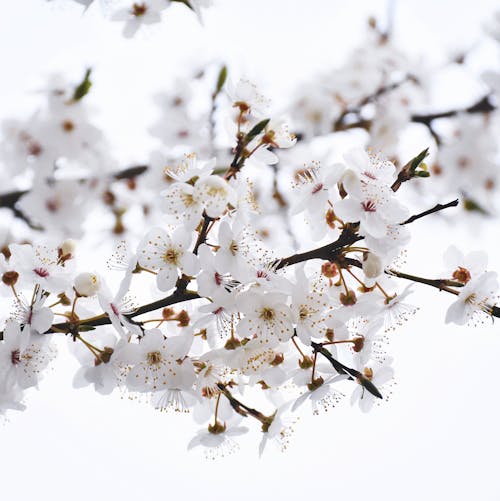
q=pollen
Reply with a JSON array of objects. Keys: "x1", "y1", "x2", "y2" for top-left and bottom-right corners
[
  {"x1": 147, "y1": 351, "x2": 163, "y2": 366},
  {"x1": 163, "y1": 247, "x2": 180, "y2": 265},
  {"x1": 260, "y1": 308, "x2": 276, "y2": 321}
]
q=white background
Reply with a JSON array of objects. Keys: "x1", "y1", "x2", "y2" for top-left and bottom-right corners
[{"x1": 1, "y1": 1, "x2": 500, "y2": 500}]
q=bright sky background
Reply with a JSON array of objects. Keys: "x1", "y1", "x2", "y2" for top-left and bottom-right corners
[{"x1": 1, "y1": 1, "x2": 500, "y2": 500}]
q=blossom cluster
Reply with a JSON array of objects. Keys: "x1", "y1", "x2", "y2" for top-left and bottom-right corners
[
  {"x1": 1, "y1": 4, "x2": 499, "y2": 458},
  {"x1": 0, "y1": 74, "x2": 498, "y2": 458},
  {"x1": 286, "y1": 16, "x2": 500, "y2": 215}
]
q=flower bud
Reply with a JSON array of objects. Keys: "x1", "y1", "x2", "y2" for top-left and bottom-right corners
[
  {"x1": 2, "y1": 270, "x2": 19, "y2": 287},
  {"x1": 321, "y1": 261, "x2": 338, "y2": 278},
  {"x1": 352, "y1": 337, "x2": 365, "y2": 352},
  {"x1": 362, "y1": 252, "x2": 383, "y2": 279},
  {"x1": 340, "y1": 290, "x2": 357, "y2": 306},
  {"x1": 452, "y1": 266, "x2": 471, "y2": 284},
  {"x1": 162, "y1": 307, "x2": 175, "y2": 319},
  {"x1": 74, "y1": 272, "x2": 101, "y2": 297},
  {"x1": 176, "y1": 310, "x2": 190, "y2": 327}
]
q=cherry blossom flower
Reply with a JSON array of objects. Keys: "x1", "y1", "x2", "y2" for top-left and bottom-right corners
[
  {"x1": 227, "y1": 79, "x2": 270, "y2": 116},
  {"x1": 443, "y1": 245, "x2": 488, "y2": 284},
  {"x1": 137, "y1": 227, "x2": 199, "y2": 292},
  {"x1": 188, "y1": 425, "x2": 249, "y2": 459},
  {"x1": 98, "y1": 272, "x2": 141, "y2": 338},
  {"x1": 290, "y1": 266, "x2": 329, "y2": 345},
  {"x1": 0, "y1": 320, "x2": 56, "y2": 389},
  {"x1": 445, "y1": 272, "x2": 499, "y2": 325},
  {"x1": 72, "y1": 331, "x2": 129, "y2": 395},
  {"x1": 9, "y1": 244, "x2": 70, "y2": 294},
  {"x1": 110, "y1": 0, "x2": 170, "y2": 38},
  {"x1": 14, "y1": 288, "x2": 54, "y2": 335},
  {"x1": 237, "y1": 291, "x2": 294, "y2": 347},
  {"x1": 334, "y1": 181, "x2": 408, "y2": 239},
  {"x1": 290, "y1": 160, "x2": 345, "y2": 216}
]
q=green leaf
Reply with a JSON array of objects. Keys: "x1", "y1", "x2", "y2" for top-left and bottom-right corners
[
  {"x1": 358, "y1": 374, "x2": 383, "y2": 399},
  {"x1": 415, "y1": 170, "x2": 430, "y2": 177},
  {"x1": 215, "y1": 65, "x2": 227, "y2": 96},
  {"x1": 463, "y1": 197, "x2": 489, "y2": 215},
  {"x1": 409, "y1": 148, "x2": 429, "y2": 173},
  {"x1": 72, "y1": 68, "x2": 92, "y2": 102},
  {"x1": 244, "y1": 119, "x2": 270, "y2": 144}
]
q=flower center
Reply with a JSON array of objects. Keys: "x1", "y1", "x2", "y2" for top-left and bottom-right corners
[
  {"x1": 163, "y1": 248, "x2": 179, "y2": 265},
  {"x1": 214, "y1": 272, "x2": 223, "y2": 286},
  {"x1": 132, "y1": 3, "x2": 147, "y2": 16},
  {"x1": 147, "y1": 351, "x2": 163, "y2": 365},
  {"x1": 452, "y1": 267, "x2": 471, "y2": 284},
  {"x1": 207, "y1": 185, "x2": 227, "y2": 197},
  {"x1": 46, "y1": 198, "x2": 61, "y2": 212},
  {"x1": 465, "y1": 293, "x2": 477, "y2": 305},
  {"x1": 180, "y1": 192, "x2": 196, "y2": 207},
  {"x1": 260, "y1": 307, "x2": 275, "y2": 321},
  {"x1": 110, "y1": 303, "x2": 120, "y2": 316},
  {"x1": 61, "y1": 120, "x2": 75, "y2": 133},
  {"x1": 256, "y1": 270, "x2": 269, "y2": 280},
  {"x1": 361, "y1": 200, "x2": 377, "y2": 213},
  {"x1": 33, "y1": 267, "x2": 50, "y2": 278},
  {"x1": 299, "y1": 305, "x2": 310, "y2": 320}
]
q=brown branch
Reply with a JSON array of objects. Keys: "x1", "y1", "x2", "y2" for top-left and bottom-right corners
[
  {"x1": 332, "y1": 94, "x2": 496, "y2": 137},
  {"x1": 46, "y1": 288, "x2": 200, "y2": 334},
  {"x1": 216, "y1": 382, "x2": 269, "y2": 425},
  {"x1": 402, "y1": 199, "x2": 459, "y2": 225},
  {"x1": 310, "y1": 341, "x2": 382, "y2": 398},
  {"x1": 411, "y1": 95, "x2": 496, "y2": 126},
  {"x1": 275, "y1": 227, "x2": 362, "y2": 270},
  {"x1": 333, "y1": 76, "x2": 415, "y2": 131},
  {"x1": 341, "y1": 258, "x2": 500, "y2": 320}
]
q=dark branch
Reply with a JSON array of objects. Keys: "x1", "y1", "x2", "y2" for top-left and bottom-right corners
[
  {"x1": 46, "y1": 289, "x2": 200, "y2": 334},
  {"x1": 411, "y1": 95, "x2": 496, "y2": 126},
  {"x1": 402, "y1": 199, "x2": 459, "y2": 225}
]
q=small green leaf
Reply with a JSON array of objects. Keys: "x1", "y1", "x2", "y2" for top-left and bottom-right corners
[
  {"x1": 215, "y1": 65, "x2": 227, "y2": 96},
  {"x1": 72, "y1": 68, "x2": 92, "y2": 102},
  {"x1": 409, "y1": 148, "x2": 429, "y2": 173},
  {"x1": 415, "y1": 170, "x2": 430, "y2": 178},
  {"x1": 244, "y1": 119, "x2": 270, "y2": 144},
  {"x1": 463, "y1": 197, "x2": 489, "y2": 215}
]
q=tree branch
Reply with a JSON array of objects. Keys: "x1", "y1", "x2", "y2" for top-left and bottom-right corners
[
  {"x1": 411, "y1": 95, "x2": 496, "y2": 126},
  {"x1": 402, "y1": 199, "x2": 459, "y2": 225},
  {"x1": 46, "y1": 288, "x2": 200, "y2": 334}
]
